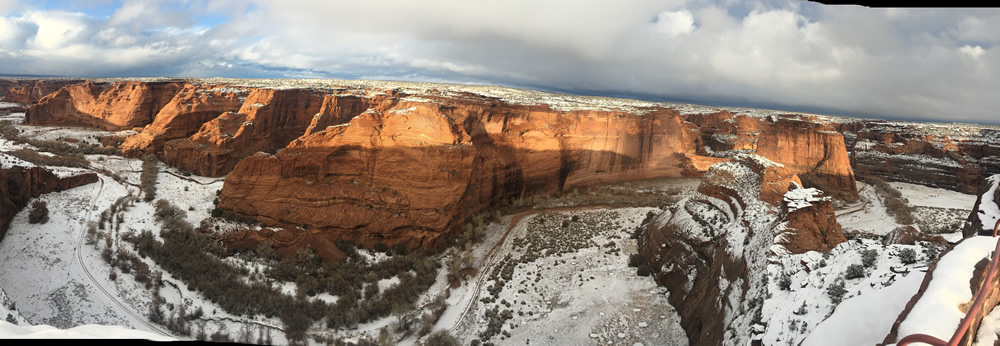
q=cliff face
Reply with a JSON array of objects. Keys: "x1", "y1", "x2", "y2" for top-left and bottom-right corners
[
  {"x1": 777, "y1": 185, "x2": 847, "y2": 254},
  {"x1": 757, "y1": 117, "x2": 859, "y2": 201},
  {"x1": 25, "y1": 81, "x2": 184, "y2": 130},
  {"x1": 14, "y1": 79, "x2": 867, "y2": 250},
  {"x1": 218, "y1": 100, "x2": 706, "y2": 248},
  {"x1": 1, "y1": 80, "x2": 84, "y2": 104},
  {"x1": 637, "y1": 154, "x2": 797, "y2": 346},
  {"x1": 160, "y1": 89, "x2": 373, "y2": 176},
  {"x1": 0, "y1": 166, "x2": 99, "y2": 239},
  {"x1": 962, "y1": 174, "x2": 1000, "y2": 237},
  {"x1": 842, "y1": 121, "x2": 1000, "y2": 194},
  {"x1": 119, "y1": 84, "x2": 250, "y2": 157}
]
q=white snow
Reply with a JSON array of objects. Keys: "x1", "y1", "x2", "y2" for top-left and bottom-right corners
[
  {"x1": 889, "y1": 181, "x2": 977, "y2": 210},
  {"x1": 895, "y1": 236, "x2": 999, "y2": 341},
  {"x1": 976, "y1": 175, "x2": 1000, "y2": 233},
  {"x1": 0, "y1": 320, "x2": 174, "y2": 340},
  {"x1": 785, "y1": 186, "x2": 830, "y2": 212}
]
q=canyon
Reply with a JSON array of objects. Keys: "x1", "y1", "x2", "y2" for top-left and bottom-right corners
[{"x1": 4, "y1": 78, "x2": 1000, "y2": 345}]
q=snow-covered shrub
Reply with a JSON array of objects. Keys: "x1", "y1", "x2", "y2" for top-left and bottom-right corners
[
  {"x1": 27, "y1": 200, "x2": 48, "y2": 224},
  {"x1": 827, "y1": 279, "x2": 847, "y2": 304},
  {"x1": 861, "y1": 249, "x2": 878, "y2": 268},
  {"x1": 899, "y1": 248, "x2": 917, "y2": 264},
  {"x1": 778, "y1": 273, "x2": 791, "y2": 291},
  {"x1": 845, "y1": 264, "x2": 865, "y2": 279}
]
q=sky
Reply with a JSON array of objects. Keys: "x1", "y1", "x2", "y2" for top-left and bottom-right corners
[{"x1": 0, "y1": 0, "x2": 997, "y2": 124}]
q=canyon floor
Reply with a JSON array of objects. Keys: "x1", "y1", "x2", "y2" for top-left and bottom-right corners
[{"x1": 1, "y1": 96, "x2": 998, "y2": 345}]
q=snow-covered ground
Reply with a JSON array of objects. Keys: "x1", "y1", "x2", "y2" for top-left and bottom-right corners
[
  {"x1": 889, "y1": 181, "x2": 978, "y2": 210},
  {"x1": 762, "y1": 239, "x2": 933, "y2": 346},
  {"x1": 0, "y1": 320, "x2": 174, "y2": 340},
  {"x1": 442, "y1": 207, "x2": 688, "y2": 345}
]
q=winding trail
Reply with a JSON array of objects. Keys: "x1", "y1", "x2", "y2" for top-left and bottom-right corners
[
  {"x1": 446, "y1": 205, "x2": 611, "y2": 335},
  {"x1": 73, "y1": 176, "x2": 171, "y2": 337}
]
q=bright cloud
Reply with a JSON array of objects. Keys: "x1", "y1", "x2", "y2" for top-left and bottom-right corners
[{"x1": 0, "y1": 1, "x2": 998, "y2": 124}]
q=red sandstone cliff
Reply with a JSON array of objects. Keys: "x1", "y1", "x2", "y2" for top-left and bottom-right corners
[
  {"x1": 119, "y1": 84, "x2": 250, "y2": 157},
  {"x1": 159, "y1": 89, "x2": 386, "y2": 176},
  {"x1": 217, "y1": 99, "x2": 708, "y2": 248},
  {"x1": 1, "y1": 80, "x2": 84, "y2": 105},
  {"x1": 757, "y1": 117, "x2": 859, "y2": 201},
  {"x1": 0, "y1": 166, "x2": 99, "y2": 238},
  {"x1": 14, "y1": 79, "x2": 866, "y2": 250},
  {"x1": 777, "y1": 184, "x2": 847, "y2": 254},
  {"x1": 25, "y1": 81, "x2": 184, "y2": 130}
]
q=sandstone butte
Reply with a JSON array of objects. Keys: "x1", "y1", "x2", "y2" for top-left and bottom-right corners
[{"x1": 15, "y1": 78, "x2": 990, "y2": 254}]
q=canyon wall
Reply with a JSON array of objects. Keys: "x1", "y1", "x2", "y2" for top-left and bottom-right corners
[
  {"x1": 25, "y1": 81, "x2": 184, "y2": 130},
  {"x1": 9, "y1": 79, "x2": 878, "y2": 249},
  {"x1": 0, "y1": 166, "x2": 99, "y2": 239},
  {"x1": 840, "y1": 121, "x2": 1000, "y2": 194},
  {"x1": 0, "y1": 79, "x2": 84, "y2": 104},
  {"x1": 637, "y1": 154, "x2": 845, "y2": 345}
]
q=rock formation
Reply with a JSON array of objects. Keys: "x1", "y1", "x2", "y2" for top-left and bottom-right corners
[
  {"x1": 756, "y1": 117, "x2": 859, "y2": 201},
  {"x1": 637, "y1": 154, "x2": 792, "y2": 346},
  {"x1": 217, "y1": 100, "x2": 706, "y2": 249},
  {"x1": 25, "y1": 81, "x2": 184, "y2": 130},
  {"x1": 0, "y1": 166, "x2": 99, "y2": 239},
  {"x1": 1, "y1": 79, "x2": 84, "y2": 105},
  {"x1": 842, "y1": 121, "x2": 1000, "y2": 195},
  {"x1": 13, "y1": 78, "x2": 878, "y2": 250},
  {"x1": 120, "y1": 84, "x2": 250, "y2": 157},
  {"x1": 962, "y1": 174, "x2": 1000, "y2": 237},
  {"x1": 776, "y1": 184, "x2": 847, "y2": 254}
]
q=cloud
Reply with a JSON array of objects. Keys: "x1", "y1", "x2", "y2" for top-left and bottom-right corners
[
  {"x1": 0, "y1": 1, "x2": 998, "y2": 124},
  {"x1": 653, "y1": 10, "x2": 696, "y2": 36}
]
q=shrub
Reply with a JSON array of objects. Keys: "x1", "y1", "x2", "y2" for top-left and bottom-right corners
[
  {"x1": 28, "y1": 201, "x2": 49, "y2": 224},
  {"x1": 861, "y1": 249, "x2": 878, "y2": 268},
  {"x1": 827, "y1": 279, "x2": 847, "y2": 304},
  {"x1": 423, "y1": 330, "x2": 459, "y2": 346},
  {"x1": 778, "y1": 273, "x2": 791, "y2": 291},
  {"x1": 627, "y1": 254, "x2": 645, "y2": 268},
  {"x1": 845, "y1": 264, "x2": 865, "y2": 280},
  {"x1": 636, "y1": 264, "x2": 652, "y2": 277},
  {"x1": 140, "y1": 154, "x2": 159, "y2": 202},
  {"x1": 899, "y1": 248, "x2": 917, "y2": 264}
]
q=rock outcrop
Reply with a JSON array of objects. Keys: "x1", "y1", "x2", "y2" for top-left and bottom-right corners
[
  {"x1": 160, "y1": 89, "x2": 376, "y2": 176},
  {"x1": 25, "y1": 81, "x2": 184, "y2": 130},
  {"x1": 637, "y1": 154, "x2": 792, "y2": 346},
  {"x1": 756, "y1": 117, "x2": 859, "y2": 201},
  {"x1": 218, "y1": 100, "x2": 706, "y2": 249},
  {"x1": 0, "y1": 166, "x2": 99, "y2": 239},
  {"x1": 1, "y1": 79, "x2": 84, "y2": 104},
  {"x1": 119, "y1": 84, "x2": 250, "y2": 157},
  {"x1": 13, "y1": 79, "x2": 868, "y2": 251},
  {"x1": 843, "y1": 121, "x2": 1000, "y2": 195},
  {"x1": 776, "y1": 184, "x2": 847, "y2": 254},
  {"x1": 962, "y1": 174, "x2": 1000, "y2": 237}
]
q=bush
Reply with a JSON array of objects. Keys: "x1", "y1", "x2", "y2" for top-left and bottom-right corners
[
  {"x1": 636, "y1": 264, "x2": 652, "y2": 277},
  {"x1": 140, "y1": 154, "x2": 159, "y2": 202},
  {"x1": 423, "y1": 330, "x2": 459, "y2": 346},
  {"x1": 627, "y1": 254, "x2": 645, "y2": 268},
  {"x1": 28, "y1": 201, "x2": 49, "y2": 224},
  {"x1": 778, "y1": 273, "x2": 791, "y2": 291},
  {"x1": 861, "y1": 249, "x2": 878, "y2": 268},
  {"x1": 899, "y1": 248, "x2": 917, "y2": 264},
  {"x1": 827, "y1": 279, "x2": 847, "y2": 304},
  {"x1": 845, "y1": 264, "x2": 865, "y2": 280}
]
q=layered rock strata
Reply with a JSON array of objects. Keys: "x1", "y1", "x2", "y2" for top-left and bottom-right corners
[
  {"x1": 636, "y1": 154, "x2": 844, "y2": 345},
  {"x1": 0, "y1": 166, "x2": 99, "y2": 238}
]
